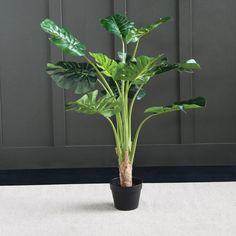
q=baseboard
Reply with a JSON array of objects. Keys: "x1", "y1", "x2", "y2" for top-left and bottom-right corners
[{"x1": 0, "y1": 166, "x2": 236, "y2": 185}]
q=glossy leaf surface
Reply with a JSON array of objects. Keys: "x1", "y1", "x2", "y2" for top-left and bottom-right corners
[
  {"x1": 47, "y1": 61, "x2": 97, "y2": 94},
  {"x1": 155, "y1": 59, "x2": 201, "y2": 75},
  {"x1": 89, "y1": 52, "x2": 118, "y2": 77},
  {"x1": 113, "y1": 55, "x2": 165, "y2": 84},
  {"x1": 66, "y1": 90, "x2": 121, "y2": 117},
  {"x1": 144, "y1": 97, "x2": 206, "y2": 115},
  {"x1": 126, "y1": 16, "x2": 171, "y2": 43},
  {"x1": 100, "y1": 14, "x2": 136, "y2": 42},
  {"x1": 41, "y1": 19, "x2": 86, "y2": 56}
]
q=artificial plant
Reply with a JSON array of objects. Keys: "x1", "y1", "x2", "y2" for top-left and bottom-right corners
[{"x1": 41, "y1": 14, "x2": 206, "y2": 187}]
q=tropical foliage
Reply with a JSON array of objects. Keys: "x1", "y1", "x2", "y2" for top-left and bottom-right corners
[{"x1": 41, "y1": 14, "x2": 206, "y2": 186}]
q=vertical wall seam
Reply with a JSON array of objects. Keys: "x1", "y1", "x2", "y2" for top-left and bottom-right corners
[
  {"x1": 49, "y1": 0, "x2": 66, "y2": 147},
  {"x1": 190, "y1": 0, "x2": 196, "y2": 142},
  {"x1": 179, "y1": 0, "x2": 194, "y2": 144},
  {"x1": 0, "y1": 66, "x2": 3, "y2": 146},
  {"x1": 60, "y1": 0, "x2": 66, "y2": 145}
]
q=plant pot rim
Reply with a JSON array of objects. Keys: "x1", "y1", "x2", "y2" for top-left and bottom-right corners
[{"x1": 110, "y1": 177, "x2": 142, "y2": 192}]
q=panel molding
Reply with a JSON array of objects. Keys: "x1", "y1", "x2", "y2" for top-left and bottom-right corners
[
  {"x1": 0, "y1": 68, "x2": 3, "y2": 146},
  {"x1": 178, "y1": 0, "x2": 194, "y2": 144},
  {"x1": 1, "y1": 166, "x2": 236, "y2": 185},
  {"x1": 49, "y1": 0, "x2": 66, "y2": 146},
  {"x1": 1, "y1": 143, "x2": 236, "y2": 169}
]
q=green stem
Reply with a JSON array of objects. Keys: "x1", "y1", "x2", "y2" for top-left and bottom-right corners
[
  {"x1": 106, "y1": 117, "x2": 121, "y2": 159},
  {"x1": 114, "y1": 80, "x2": 121, "y2": 96},
  {"x1": 97, "y1": 79, "x2": 109, "y2": 94},
  {"x1": 125, "y1": 81, "x2": 131, "y2": 146},
  {"x1": 121, "y1": 81, "x2": 127, "y2": 150},
  {"x1": 84, "y1": 55, "x2": 113, "y2": 95},
  {"x1": 116, "y1": 114, "x2": 123, "y2": 144},
  {"x1": 128, "y1": 84, "x2": 144, "y2": 141},
  {"x1": 132, "y1": 40, "x2": 140, "y2": 59},
  {"x1": 121, "y1": 40, "x2": 126, "y2": 63},
  {"x1": 130, "y1": 114, "x2": 157, "y2": 163}
]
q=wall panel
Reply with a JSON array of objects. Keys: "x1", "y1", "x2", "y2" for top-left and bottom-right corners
[
  {"x1": 0, "y1": 0, "x2": 236, "y2": 169},
  {"x1": 192, "y1": 0, "x2": 236, "y2": 143},
  {"x1": 0, "y1": 0, "x2": 52, "y2": 146}
]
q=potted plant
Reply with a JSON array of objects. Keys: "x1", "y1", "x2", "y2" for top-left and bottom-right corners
[{"x1": 40, "y1": 14, "x2": 206, "y2": 210}]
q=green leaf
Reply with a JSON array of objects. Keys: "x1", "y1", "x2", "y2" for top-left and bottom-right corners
[
  {"x1": 89, "y1": 52, "x2": 118, "y2": 77},
  {"x1": 100, "y1": 14, "x2": 136, "y2": 42},
  {"x1": 177, "y1": 59, "x2": 201, "y2": 72},
  {"x1": 40, "y1": 19, "x2": 86, "y2": 56},
  {"x1": 66, "y1": 90, "x2": 121, "y2": 117},
  {"x1": 113, "y1": 54, "x2": 165, "y2": 84},
  {"x1": 47, "y1": 61, "x2": 97, "y2": 94},
  {"x1": 144, "y1": 97, "x2": 206, "y2": 115},
  {"x1": 135, "y1": 16, "x2": 172, "y2": 41},
  {"x1": 155, "y1": 59, "x2": 201, "y2": 75}
]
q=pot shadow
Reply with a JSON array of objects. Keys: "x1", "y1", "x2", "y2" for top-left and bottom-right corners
[{"x1": 58, "y1": 201, "x2": 116, "y2": 213}]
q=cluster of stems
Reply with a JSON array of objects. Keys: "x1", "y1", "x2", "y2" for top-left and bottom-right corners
[{"x1": 83, "y1": 40, "x2": 156, "y2": 164}]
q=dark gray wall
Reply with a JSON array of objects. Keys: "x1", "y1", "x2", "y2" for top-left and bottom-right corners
[{"x1": 0, "y1": 0, "x2": 236, "y2": 169}]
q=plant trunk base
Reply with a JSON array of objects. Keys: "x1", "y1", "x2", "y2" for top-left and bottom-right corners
[{"x1": 119, "y1": 151, "x2": 132, "y2": 187}]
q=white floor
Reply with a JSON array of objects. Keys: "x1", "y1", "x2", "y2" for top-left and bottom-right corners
[{"x1": 0, "y1": 182, "x2": 236, "y2": 236}]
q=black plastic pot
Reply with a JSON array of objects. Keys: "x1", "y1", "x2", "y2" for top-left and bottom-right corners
[{"x1": 110, "y1": 177, "x2": 142, "y2": 211}]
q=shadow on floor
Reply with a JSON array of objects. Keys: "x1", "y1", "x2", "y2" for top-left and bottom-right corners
[{"x1": 58, "y1": 202, "x2": 116, "y2": 213}]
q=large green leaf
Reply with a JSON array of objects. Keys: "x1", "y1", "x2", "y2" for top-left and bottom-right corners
[
  {"x1": 66, "y1": 90, "x2": 121, "y2": 117},
  {"x1": 89, "y1": 52, "x2": 118, "y2": 77},
  {"x1": 177, "y1": 59, "x2": 201, "y2": 72},
  {"x1": 144, "y1": 97, "x2": 206, "y2": 115},
  {"x1": 127, "y1": 16, "x2": 171, "y2": 43},
  {"x1": 47, "y1": 61, "x2": 97, "y2": 94},
  {"x1": 113, "y1": 55, "x2": 165, "y2": 84},
  {"x1": 41, "y1": 19, "x2": 86, "y2": 56},
  {"x1": 155, "y1": 59, "x2": 201, "y2": 75},
  {"x1": 100, "y1": 14, "x2": 136, "y2": 43}
]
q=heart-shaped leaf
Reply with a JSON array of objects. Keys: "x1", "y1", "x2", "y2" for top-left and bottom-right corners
[
  {"x1": 155, "y1": 58, "x2": 201, "y2": 75},
  {"x1": 113, "y1": 54, "x2": 165, "y2": 84},
  {"x1": 100, "y1": 14, "x2": 136, "y2": 43},
  {"x1": 89, "y1": 52, "x2": 118, "y2": 77},
  {"x1": 41, "y1": 19, "x2": 86, "y2": 56},
  {"x1": 144, "y1": 97, "x2": 206, "y2": 115},
  {"x1": 47, "y1": 61, "x2": 97, "y2": 94},
  {"x1": 66, "y1": 90, "x2": 121, "y2": 117},
  {"x1": 177, "y1": 59, "x2": 201, "y2": 73},
  {"x1": 126, "y1": 16, "x2": 172, "y2": 43}
]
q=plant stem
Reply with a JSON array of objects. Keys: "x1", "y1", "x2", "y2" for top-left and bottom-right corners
[
  {"x1": 121, "y1": 40, "x2": 126, "y2": 63},
  {"x1": 132, "y1": 40, "x2": 140, "y2": 59},
  {"x1": 114, "y1": 81, "x2": 121, "y2": 96},
  {"x1": 121, "y1": 80, "x2": 127, "y2": 150},
  {"x1": 84, "y1": 55, "x2": 113, "y2": 95},
  {"x1": 84, "y1": 54, "x2": 124, "y2": 160},
  {"x1": 125, "y1": 81, "x2": 130, "y2": 150},
  {"x1": 130, "y1": 114, "x2": 157, "y2": 163},
  {"x1": 128, "y1": 84, "x2": 144, "y2": 141},
  {"x1": 106, "y1": 117, "x2": 122, "y2": 160},
  {"x1": 97, "y1": 79, "x2": 109, "y2": 94}
]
